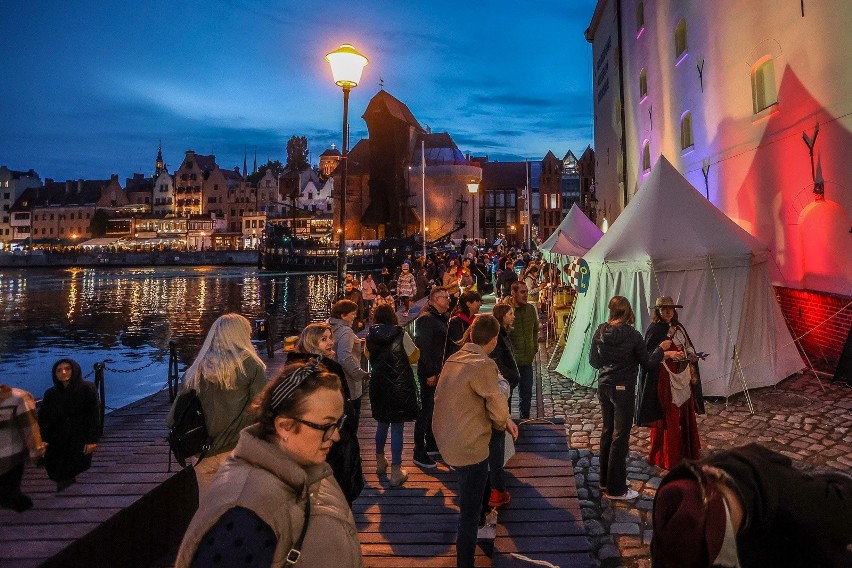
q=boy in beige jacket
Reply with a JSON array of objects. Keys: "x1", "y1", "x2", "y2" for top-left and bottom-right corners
[{"x1": 433, "y1": 315, "x2": 518, "y2": 568}]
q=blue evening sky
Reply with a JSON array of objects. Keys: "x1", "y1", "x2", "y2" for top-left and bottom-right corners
[{"x1": 1, "y1": 1, "x2": 596, "y2": 182}]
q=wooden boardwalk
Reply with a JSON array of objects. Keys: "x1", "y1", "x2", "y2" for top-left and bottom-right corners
[
  {"x1": 0, "y1": 389, "x2": 195, "y2": 568},
  {"x1": 355, "y1": 403, "x2": 593, "y2": 567}
]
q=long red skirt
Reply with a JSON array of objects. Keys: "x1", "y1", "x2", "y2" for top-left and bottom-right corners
[{"x1": 647, "y1": 362, "x2": 701, "y2": 469}]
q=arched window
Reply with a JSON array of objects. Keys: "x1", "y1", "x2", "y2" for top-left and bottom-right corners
[
  {"x1": 639, "y1": 68, "x2": 648, "y2": 99},
  {"x1": 675, "y1": 18, "x2": 687, "y2": 59},
  {"x1": 636, "y1": 2, "x2": 645, "y2": 33},
  {"x1": 751, "y1": 57, "x2": 778, "y2": 114},
  {"x1": 642, "y1": 141, "x2": 651, "y2": 172},
  {"x1": 681, "y1": 112, "x2": 694, "y2": 150}
]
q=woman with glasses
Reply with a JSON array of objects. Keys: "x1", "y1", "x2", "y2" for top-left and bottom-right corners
[
  {"x1": 289, "y1": 323, "x2": 364, "y2": 505},
  {"x1": 175, "y1": 359, "x2": 362, "y2": 568}
]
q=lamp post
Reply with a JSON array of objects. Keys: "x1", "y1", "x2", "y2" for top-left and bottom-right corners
[
  {"x1": 326, "y1": 43, "x2": 368, "y2": 299},
  {"x1": 466, "y1": 180, "x2": 479, "y2": 245}
]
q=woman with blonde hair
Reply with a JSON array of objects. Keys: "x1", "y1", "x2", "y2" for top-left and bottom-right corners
[
  {"x1": 171, "y1": 313, "x2": 267, "y2": 498},
  {"x1": 290, "y1": 322, "x2": 364, "y2": 504}
]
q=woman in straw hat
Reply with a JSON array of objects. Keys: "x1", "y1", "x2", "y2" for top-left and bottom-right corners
[{"x1": 637, "y1": 296, "x2": 705, "y2": 470}]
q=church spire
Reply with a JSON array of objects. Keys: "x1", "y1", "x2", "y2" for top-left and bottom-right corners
[
  {"x1": 155, "y1": 141, "x2": 165, "y2": 177},
  {"x1": 243, "y1": 145, "x2": 248, "y2": 179},
  {"x1": 253, "y1": 148, "x2": 257, "y2": 174}
]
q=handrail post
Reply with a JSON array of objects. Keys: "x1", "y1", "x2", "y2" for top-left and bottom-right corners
[
  {"x1": 94, "y1": 362, "x2": 106, "y2": 436},
  {"x1": 168, "y1": 340, "x2": 179, "y2": 402},
  {"x1": 265, "y1": 313, "x2": 275, "y2": 358}
]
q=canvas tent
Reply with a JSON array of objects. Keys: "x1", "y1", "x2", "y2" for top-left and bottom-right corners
[
  {"x1": 539, "y1": 203, "x2": 603, "y2": 263},
  {"x1": 555, "y1": 157, "x2": 803, "y2": 397}
]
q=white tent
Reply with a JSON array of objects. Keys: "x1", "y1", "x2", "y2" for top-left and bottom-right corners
[
  {"x1": 539, "y1": 203, "x2": 603, "y2": 262},
  {"x1": 555, "y1": 157, "x2": 803, "y2": 397}
]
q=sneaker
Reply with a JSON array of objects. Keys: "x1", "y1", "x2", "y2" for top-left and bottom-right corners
[
  {"x1": 413, "y1": 451, "x2": 437, "y2": 469},
  {"x1": 488, "y1": 489, "x2": 512, "y2": 508},
  {"x1": 607, "y1": 489, "x2": 640, "y2": 500}
]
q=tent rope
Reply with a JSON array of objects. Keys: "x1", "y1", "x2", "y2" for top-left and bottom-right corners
[{"x1": 707, "y1": 255, "x2": 755, "y2": 413}]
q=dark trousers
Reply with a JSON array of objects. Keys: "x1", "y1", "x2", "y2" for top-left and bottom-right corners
[
  {"x1": 517, "y1": 364, "x2": 534, "y2": 419},
  {"x1": 413, "y1": 377, "x2": 436, "y2": 453},
  {"x1": 454, "y1": 458, "x2": 490, "y2": 568},
  {"x1": 350, "y1": 395, "x2": 362, "y2": 431},
  {"x1": 488, "y1": 428, "x2": 506, "y2": 491},
  {"x1": 598, "y1": 383, "x2": 636, "y2": 496}
]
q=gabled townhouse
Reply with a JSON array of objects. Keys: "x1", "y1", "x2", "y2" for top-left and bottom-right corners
[{"x1": 0, "y1": 166, "x2": 41, "y2": 247}]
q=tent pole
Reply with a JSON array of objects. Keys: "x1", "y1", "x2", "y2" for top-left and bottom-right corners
[{"x1": 708, "y1": 256, "x2": 755, "y2": 413}]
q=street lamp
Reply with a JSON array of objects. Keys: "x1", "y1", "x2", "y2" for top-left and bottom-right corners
[
  {"x1": 326, "y1": 43, "x2": 368, "y2": 299},
  {"x1": 466, "y1": 180, "x2": 479, "y2": 245}
]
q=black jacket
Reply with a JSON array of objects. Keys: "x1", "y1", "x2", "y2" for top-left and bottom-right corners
[
  {"x1": 366, "y1": 324, "x2": 420, "y2": 423},
  {"x1": 38, "y1": 359, "x2": 100, "y2": 482},
  {"x1": 652, "y1": 444, "x2": 852, "y2": 568},
  {"x1": 636, "y1": 321, "x2": 706, "y2": 425},
  {"x1": 445, "y1": 313, "x2": 473, "y2": 358},
  {"x1": 589, "y1": 323, "x2": 663, "y2": 387},
  {"x1": 285, "y1": 352, "x2": 363, "y2": 505},
  {"x1": 490, "y1": 329, "x2": 521, "y2": 388},
  {"x1": 413, "y1": 304, "x2": 449, "y2": 380}
]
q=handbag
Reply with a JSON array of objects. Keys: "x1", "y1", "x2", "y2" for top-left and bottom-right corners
[
  {"x1": 688, "y1": 362, "x2": 699, "y2": 385},
  {"x1": 664, "y1": 363, "x2": 693, "y2": 408}
]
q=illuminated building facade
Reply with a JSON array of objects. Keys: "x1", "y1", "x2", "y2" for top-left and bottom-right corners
[{"x1": 587, "y1": 0, "x2": 852, "y2": 365}]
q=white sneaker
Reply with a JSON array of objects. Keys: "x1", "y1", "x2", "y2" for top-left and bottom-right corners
[{"x1": 607, "y1": 489, "x2": 640, "y2": 500}]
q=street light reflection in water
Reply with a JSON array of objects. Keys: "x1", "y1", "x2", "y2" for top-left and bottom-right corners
[{"x1": 0, "y1": 266, "x2": 336, "y2": 409}]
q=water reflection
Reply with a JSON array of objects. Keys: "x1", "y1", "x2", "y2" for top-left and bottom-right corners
[{"x1": 0, "y1": 266, "x2": 335, "y2": 409}]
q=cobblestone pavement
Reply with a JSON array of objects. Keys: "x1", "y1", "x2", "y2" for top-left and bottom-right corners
[{"x1": 537, "y1": 344, "x2": 852, "y2": 568}]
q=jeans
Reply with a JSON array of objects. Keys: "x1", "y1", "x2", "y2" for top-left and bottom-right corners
[
  {"x1": 375, "y1": 421, "x2": 405, "y2": 465},
  {"x1": 454, "y1": 458, "x2": 490, "y2": 568},
  {"x1": 598, "y1": 383, "x2": 636, "y2": 496},
  {"x1": 517, "y1": 364, "x2": 534, "y2": 419},
  {"x1": 488, "y1": 428, "x2": 506, "y2": 491},
  {"x1": 414, "y1": 377, "x2": 437, "y2": 453}
]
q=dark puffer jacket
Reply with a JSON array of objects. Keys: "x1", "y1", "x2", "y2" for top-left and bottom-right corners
[
  {"x1": 589, "y1": 323, "x2": 663, "y2": 387},
  {"x1": 38, "y1": 358, "x2": 100, "y2": 482},
  {"x1": 366, "y1": 324, "x2": 420, "y2": 424},
  {"x1": 490, "y1": 328, "x2": 521, "y2": 388}
]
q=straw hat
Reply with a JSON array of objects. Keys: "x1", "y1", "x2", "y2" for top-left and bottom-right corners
[
  {"x1": 282, "y1": 336, "x2": 299, "y2": 352},
  {"x1": 653, "y1": 296, "x2": 683, "y2": 310}
]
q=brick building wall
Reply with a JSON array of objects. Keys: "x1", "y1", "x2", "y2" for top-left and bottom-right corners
[{"x1": 775, "y1": 287, "x2": 852, "y2": 370}]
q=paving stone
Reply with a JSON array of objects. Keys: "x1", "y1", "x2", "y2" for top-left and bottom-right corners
[{"x1": 610, "y1": 523, "x2": 641, "y2": 535}]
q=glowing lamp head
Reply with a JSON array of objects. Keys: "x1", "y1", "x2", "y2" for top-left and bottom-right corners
[
  {"x1": 467, "y1": 181, "x2": 480, "y2": 194},
  {"x1": 326, "y1": 44, "x2": 368, "y2": 89}
]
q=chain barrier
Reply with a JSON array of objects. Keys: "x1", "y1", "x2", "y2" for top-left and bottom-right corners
[{"x1": 102, "y1": 357, "x2": 160, "y2": 374}]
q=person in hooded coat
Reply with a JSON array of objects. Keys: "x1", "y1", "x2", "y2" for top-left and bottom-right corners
[
  {"x1": 38, "y1": 358, "x2": 100, "y2": 490},
  {"x1": 367, "y1": 304, "x2": 420, "y2": 487}
]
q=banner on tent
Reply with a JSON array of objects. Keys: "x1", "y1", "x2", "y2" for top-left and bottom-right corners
[{"x1": 565, "y1": 257, "x2": 590, "y2": 295}]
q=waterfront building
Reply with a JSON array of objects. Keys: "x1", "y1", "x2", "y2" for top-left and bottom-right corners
[
  {"x1": 0, "y1": 166, "x2": 41, "y2": 248},
  {"x1": 577, "y1": 146, "x2": 597, "y2": 223},
  {"x1": 586, "y1": 0, "x2": 852, "y2": 365},
  {"x1": 125, "y1": 173, "x2": 154, "y2": 211},
  {"x1": 152, "y1": 169, "x2": 175, "y2": 215},
  {"x1": 561, "y1": 150, "x2": 582, "y2": 216},
  {"x1": 479, "y1": 161, "x2": 525, "y2": 247},
  {"x1": 11, "y1": 177, "x2": 129, "y2": 245},
  {"x1": 173, "y1": 151, "x2": 228, "y2": 219}
]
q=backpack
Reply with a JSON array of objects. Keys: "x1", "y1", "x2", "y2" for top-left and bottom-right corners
[{"x1": 167, "y1": 389, "x2": 212, "y2": 468}]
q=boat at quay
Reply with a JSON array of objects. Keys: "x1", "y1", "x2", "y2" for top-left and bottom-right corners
[{"x1": 260, "y1": 226, "x2": 420, "y2": 272}]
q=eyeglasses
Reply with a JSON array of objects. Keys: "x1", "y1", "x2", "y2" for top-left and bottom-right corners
[
  {"x1": 292, "y1": 414, "x2": 347, "y2": 441},
  {"x1": 435, "y1": 295, "x2": 450, "y2": 300}
]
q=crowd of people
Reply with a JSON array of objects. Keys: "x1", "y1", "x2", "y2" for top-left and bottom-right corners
[{"x1": 3, "y1": 242, "x2": 850, "y2": 567}]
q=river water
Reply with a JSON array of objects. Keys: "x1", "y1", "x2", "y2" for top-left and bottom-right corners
[{"x1": 0, "y1": 266, "x2": 336, "y2": 409}]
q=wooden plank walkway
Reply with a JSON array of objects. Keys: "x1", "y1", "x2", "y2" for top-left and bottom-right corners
[
  {"x1": 0, "y1": 389, "x2": 195, "y2": 568},
  {"x1": 355, "y1": 404, "x2": 593, "y2": 567}
]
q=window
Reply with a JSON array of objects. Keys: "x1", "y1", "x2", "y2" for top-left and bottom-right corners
[
  {"x1": 245, "y1": 220, "x2": 250, "y2": 228},
  {"x1": 675, "y1": 18, "x2": 687, "y2": 59},
  {"x1": 681, "y1": 112, "x2": 694, "y2": 150},
  {"x1": 639, "y1": 69, "x2": 648, "y2": 99},
  {"x1": 642, "y1": 141, "x2": 651, "y2": 172},
  {"x1": 751, "y1": 57, "x2": 778, "y2": 114},
  {"x1": 208, "y1": 197, "x2": 216, "y2": 204},
  {"x1": 636, "y1": 2, "x2": 645, "y2": 33},
  {"x1": 549, "y1": 194, "x2": 558, "y2": 209}
]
